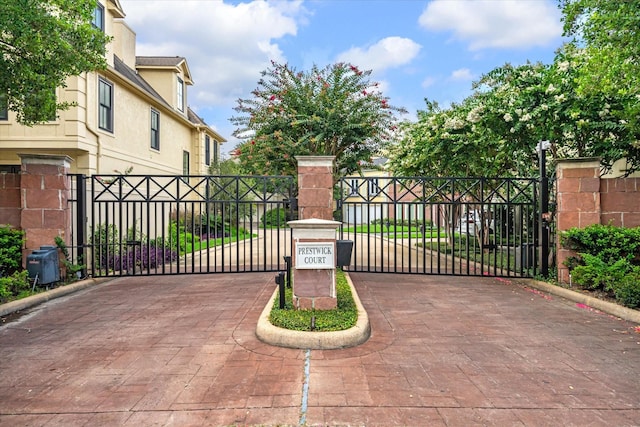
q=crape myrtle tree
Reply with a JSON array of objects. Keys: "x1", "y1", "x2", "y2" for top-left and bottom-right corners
[
  {"x1": 388, "y1": 45, "x2": 637, "y2": 247},
  {"x1": 230, "y1": 61, "x2": 406, "y2": 187},
  {"x1": 0, "y1": 0, "x2": 111, "y2": 125}
]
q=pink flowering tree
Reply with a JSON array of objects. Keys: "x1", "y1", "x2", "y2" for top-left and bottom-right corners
[{"x1": 230, "y1": 62, "x2": 406, "y2": 184}]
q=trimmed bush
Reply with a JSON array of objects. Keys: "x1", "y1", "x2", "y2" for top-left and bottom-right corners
[
  {"x1": 0, "y1": 226, "x2": 25, "y2": 276},
  {"x1": 561, "y1": 224, "x2": 640, "y2": 309}
]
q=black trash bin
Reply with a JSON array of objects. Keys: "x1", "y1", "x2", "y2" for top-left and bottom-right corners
[
  {"x1": 336, "y1": 240, "x2": 354, "y2": 268},
  {"x1": 27, "y1": 245, "x2": 60, "y2": 285}
]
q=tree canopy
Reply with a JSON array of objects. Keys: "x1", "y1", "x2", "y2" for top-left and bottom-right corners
[
  {"x1": 0, "y1": 0, "x2": 111, "y2": 125},
  {"x1": 230, "y1": 62, "x2": 405, "y2": 181},
  {"x1": 389, "y1": 0, "x2": 640, "y2": 178},
  {"x1": 560, "y1": 0, "x2": 640, "y2": 138}
]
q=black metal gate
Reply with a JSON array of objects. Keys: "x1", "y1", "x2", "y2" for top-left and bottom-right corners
[
  {"x1": 73, "y1": 174, "x2": 295, "y2": 277},
  {"x1": 337, "y1": 176, "x2": 542, "y2": 277}
]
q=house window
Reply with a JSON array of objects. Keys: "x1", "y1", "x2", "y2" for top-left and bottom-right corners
[
  {"x1": 98, "y1": 78, "x2": 113, "y2": 132},
  {"x1": 92, "y1": 3, "x2": 105, "y2": 31},
  {"x1": 0, "y1": 94, "x2": 7, "y2": 120},
  {"x1": 150, "y1": 109, "x2": 160, "y2": 150},
  {"x1": 177, "y1": 76, "x2": 184, "y2": 112},
  {"x1": 204, "y1": 135, "x2": 210, "y2": 166},
  {"x1": 349, "y1": 179, "x2": 359, "y2": 196},
  {"x1": 213, "y1": 140, "x2": 219, "y2": 165},
  {"x1": 183, "y1": 150, "x2": 190, "y2": 175},
  {"x1": 368, "y1": 178, "x2": 380, "y2": 196}
]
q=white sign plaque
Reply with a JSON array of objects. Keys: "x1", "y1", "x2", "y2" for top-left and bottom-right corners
[{"x1": 295, "y1": 242, "x2": 335, "y2": 269}]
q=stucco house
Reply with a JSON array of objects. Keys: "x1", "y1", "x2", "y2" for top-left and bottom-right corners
[{"x1": 0, "y1": 0, "x2": 225, "y2": 177}]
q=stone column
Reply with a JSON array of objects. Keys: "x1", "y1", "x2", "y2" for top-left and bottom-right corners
[
  {"x1": 18, "y1": 154, "x2": 73, "y2": 258},
  {"x1": 555, "y1": 158, "x2": 601, "y2": 283},
  {"x1": 289, "y1": 219, "x2": 341, "y2": 310},
  {"x1": 296, "y1": 156, "x2": 335, "y2": 220}
]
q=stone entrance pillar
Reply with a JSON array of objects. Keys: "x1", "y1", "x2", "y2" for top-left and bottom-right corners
[
  {"x1": 18, "y1": 154, "x2": 73, "y2": 259},
  {"x1": 296, "y1": 156, "x2": 334, "y2": 220},
  {"x1": 289, "y1": 218, "x2": 341, "y2": 310}
]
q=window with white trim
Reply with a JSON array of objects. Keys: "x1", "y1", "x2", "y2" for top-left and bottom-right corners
[
  {"x1": 183, "y1": 150, "x2": 190, "y2": 175},
  {"x1": 368, "y1": 178, "x2": 380, "y2": 196},
  {"x1": 150, "y1": 109, "x2": 160, "y2": 150},
  {"x1": 177, "y1": 76, "x2": 184, "y2": 112},
  {"x1": 92, "y1": 3, "x2": 105, "y2": 31},
  {"x1": 205, "y1": 135, "x2": 210, "y2": 166},
  {"x1": 98, "y1": 78, "x2": 113, "y2": 132}
]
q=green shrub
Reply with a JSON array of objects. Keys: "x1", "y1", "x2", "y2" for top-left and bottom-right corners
[
  {"x1": 0, "y1": 226, "x2": 25, "y2": 276},
  {"x1": 0, "y1": 270, "x2": 30, "y2": 303},
  {"x1": 269, "y1": 269, "x2": 357, "y2": 332},
  {"x1": 570, "y1": 253, "x2": 631, "y2": 291},
  {"x1": 261, "y1": 208, "x2": 287, "y2": 227},
  {"x1": 561, "y1": 224, "x2": 640, "y2": 265},
  {"x1": 612, "y1": 267, "x2": 640, "y2": 309}
]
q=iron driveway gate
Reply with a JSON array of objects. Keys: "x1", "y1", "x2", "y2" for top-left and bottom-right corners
[
  {"x1": 81, "y1": 174, "x2": 295, "y2": 277},
  {"x1": 337, "y1": 176, "x2": 542, "y2": 277}
]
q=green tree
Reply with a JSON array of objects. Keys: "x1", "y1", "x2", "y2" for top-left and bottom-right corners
[
  {"x1": 560, "y1": 0, "x2": 640, "y2": 135},
  {"x1": 207, "y1": 159, "x2": 256, "y2": 227},
  {"x1": 230, "y1": 62, "x2": 406, "y2": 183},
  {"x1": 0, "y1": 0, "x2": 111, "y2": 125}
]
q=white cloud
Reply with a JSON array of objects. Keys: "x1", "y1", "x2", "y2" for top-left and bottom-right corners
[
  {"x1": 418, "y1": 0, "x2": 562, "y2": 50},
  {"x1": 119, "y1": 0, "x2": 307, "y2": 107},
  {"x1": 421, "y1": 76, "x2": 436, "y2": 89},
  {"x1": 449, "y1": 68, "x2": 473, "y2": 81},
  {"x1": 335, "y1": 37, "x2": 421, "y2": 72}
]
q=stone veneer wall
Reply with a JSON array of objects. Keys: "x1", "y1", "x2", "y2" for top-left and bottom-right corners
[
  {"x1": 555, "y1": 158, "x2": 640, "y2": 283},
  {"x1": 296, "y1": 156, "x2": 335, "y2": 221},
  {"x1": 0, "y1": 172, "x2": 21, "y2": 228}
]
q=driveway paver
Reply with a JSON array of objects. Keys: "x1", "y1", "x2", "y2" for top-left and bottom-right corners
[{"x1": 1, "y1": 272, "x2": 639, "y2": 426}]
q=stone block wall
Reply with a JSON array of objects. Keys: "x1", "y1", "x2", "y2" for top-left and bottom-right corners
[
  {"x1": 555, "y1": 158, "x2": 640, "y2": 283},
  {"x1": 0, "y1": 172, "x2": 21, "y2": 227}
]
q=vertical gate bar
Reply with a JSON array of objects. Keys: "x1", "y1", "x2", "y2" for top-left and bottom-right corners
[
  {"x1": 117, "y1": 177, "x2": 123, "y2": 276},
  {"x1": 75, "y1": 175, "x2": 87, "y2": 278},
  {"x1": 539, "y1": 150, "x2": 549, "y2": 278},
  {"x1": 205, "y1": 178, "x2": 211, "y2": 273},
  {"x1": 90, "y1": 177, "x2": 96, "y2": 277},
  {"x1": 190, "y1": 201, "x2": 196, "y2": 273},
  {"x1": 236, "y1": 177, "x2": 240, "y2": 272}
]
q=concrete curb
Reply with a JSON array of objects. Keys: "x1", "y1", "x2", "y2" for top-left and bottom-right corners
[
  {"x1": 0, "y1": 277, "x2": 111, "y2": 317},
  {"x1": 256, "y1": 273, "x2": 371, "y2": 349},
  {"x1": 523, "y1": 279, "x2": 640, "y2": 324}
]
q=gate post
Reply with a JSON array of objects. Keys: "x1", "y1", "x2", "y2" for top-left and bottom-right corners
[
  {"x1": 555, "y1": 158, "x2": 601, "y2": 283},
  {"x1": 295, "y1": 156, "x2": 335, "y2": 220},
  {"x1": 18, "y1": 154, "x2": 73, "y2": 266}
]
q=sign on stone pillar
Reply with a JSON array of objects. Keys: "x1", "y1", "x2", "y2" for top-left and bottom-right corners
[{"x1": 289, "y1": 218, "x2": 341, "y2": 310}]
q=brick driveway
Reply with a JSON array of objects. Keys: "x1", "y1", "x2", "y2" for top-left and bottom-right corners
[{"x1": 0, "y1": 272, "x2": 639, "y2": 426}]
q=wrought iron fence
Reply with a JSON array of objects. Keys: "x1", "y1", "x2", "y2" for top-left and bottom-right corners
[
  {"x1": 337, "y1": 176, "x2": 541, "y2": 277},
  {"x1": 74, "y1": 174, "x2": 294, "y2": 277}
]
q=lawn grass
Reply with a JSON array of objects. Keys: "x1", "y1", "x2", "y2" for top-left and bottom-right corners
[
  {"x1": 184, "y1": 229, "x2": 256, "y2": 253},
  {"x1": 268, "y1": 269, "x2": 357, "y2": 332},
  {"x1": 342, "y1": 224, "x2": 442, "y2": 238}
]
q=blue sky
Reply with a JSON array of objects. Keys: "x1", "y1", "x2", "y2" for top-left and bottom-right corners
[{"x1": 119, "y1": 0, "x2": 566, "y2": 157}]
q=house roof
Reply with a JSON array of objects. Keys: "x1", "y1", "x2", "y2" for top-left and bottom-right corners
[
  {"x1": 188, "y1": 108, "x2": 227, "y2": 142},
  {"x1": 136, "y1": 56, "x2": 193, "y2": 85},
  {"x1": 114, "y1": 55, "x2": 171, "y2": 109},
  {"x1": 108, "y1": 0, "x2": 126, "y2": 19},
  {"x1": 113, "y1": 55, "x2": 225, "y2": 142}
]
